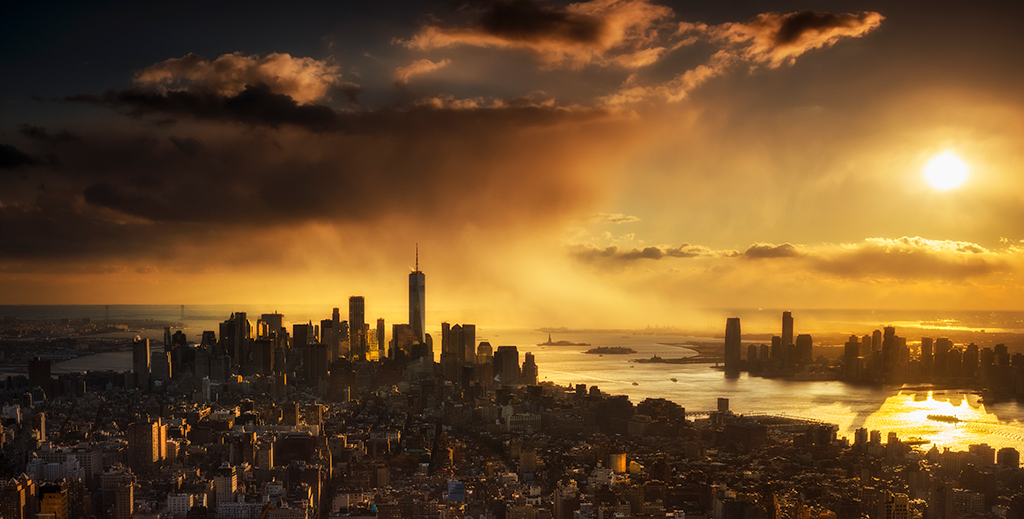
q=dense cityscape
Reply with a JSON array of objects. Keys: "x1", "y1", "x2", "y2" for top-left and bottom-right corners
[
  {"x1": 723, "y1": 312, "x2": 1024, "y2": 399},
  {"x1": 0, "y1": 263, "x2": 1022, "y2": 519},
  {"x1": 6, "y1": 1, "x2": 1024, "y2": 518}
]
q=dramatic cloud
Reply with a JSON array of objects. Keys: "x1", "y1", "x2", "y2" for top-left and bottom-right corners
[
  {"x1": 402, "y1": 0, "x2": 674, "y2": 69},
  {"x1": 570, "y1": 242, "x2": 718, "y2": 263},
  {"x1": 810, "y1": 237, "x2": 1011, "y2": 280},
  {"x1": 68, "y1": 85, "x2": 603, "y2": 133},
  {"x1": 0, "y1": 104, "x2": 626, "y2": 266},
  {"x1": 393, "y1": 58, "x2": 452, "y2": 85},
  {"x1": 0, "y1": 143, "x2": 37, "y2": 169},
  {"x1": 19, "y1": 125, "x2": 80, "y2": 143},
  {"x1": 591, "y1": 212, "x2": 640, "y2": 224},
  {"x1": 603, "y1": 10, "x2": 882, "y2": 105},
  {"x1": 133, "y1": 52, "x2": 356, "y2": 104},
  {"x1": 702, "y1": 10, "x2": 885, "y2": 68},
  {"x1": 743, "y1": 242, "x2": 804, "y2": 259}
]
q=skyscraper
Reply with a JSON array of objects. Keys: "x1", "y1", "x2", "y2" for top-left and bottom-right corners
[
  {"x1": 377, "y1": 318, "x2": 386, "y2": 358},
  {"x1": 410, "y1": 246, "x2": 426, "y2": 343},
  {"x1": 781, "y1": 311, "x2": 793, "y2": 348},
  {"x1": 521, "y1": 352, "x2": 538, "y2": 386},
  {"x1": 332, "y1": 307, "x2": 341, "y2": 360},
  {"x1": 724, "y1": 318, "x2": 741, "y2": 375},
  {"x1": 349, "y1": 296, "x2": 366, "y2": 361},
  {"x1": 494, "y1": 346, "x2": 520, "y2": 386},
  {"x1": 132, "y1": 337, "x2": 150, "y2": 391}
]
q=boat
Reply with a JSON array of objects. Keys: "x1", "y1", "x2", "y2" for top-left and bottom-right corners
[
  {"x1": 632, "y1": 382, "x2": 639, "y2": 386},
  {"x1": 927, "y1": 414, "x2": 961, "y2": 423},
  {"x1": 670, "y1": 377, "x2": 678, "y2": 382}
]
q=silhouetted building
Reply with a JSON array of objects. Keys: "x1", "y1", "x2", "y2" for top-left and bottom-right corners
[
  {"x1": 132, "y1": 338, "x2": 150, "y2": 391},
  {"x1": 521, "y1": 352, "x2": 538, "y2": 386},
  {"x1": 724, "y1": 318, "x2": 741, "y2": 375},
  {"x1": 101, "y1": 467, "x2": 135, "y2": 519},
  {"x1": 410, "y1": 247, "x2": 426, "y2": 343},
  {"x1": 350, "y1": 296, "x2": 366, "y2": 361},
  {"x1": 28, "y1": 357, "x2": 51, "y2": 395},
  {"x1": 494, "y1": 346, "x2": 520, "y2": 386},
  {"x1": 782, "y1": 311, "x2": 794, "y2": 349},
  {"x1": 796, "y1": 334, "x2": 813, "y2": 365}
]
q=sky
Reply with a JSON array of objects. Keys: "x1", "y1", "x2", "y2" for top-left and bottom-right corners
[{"x1": 2, "y1": 0, "x2": 1024, "y2": 330}]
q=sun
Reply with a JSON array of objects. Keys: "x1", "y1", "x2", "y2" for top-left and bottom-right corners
[{"x1": 924, "y1": 151, "x2": 969, "y2": 190}]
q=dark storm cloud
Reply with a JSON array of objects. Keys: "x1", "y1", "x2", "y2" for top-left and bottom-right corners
[
  {"x1": 403, "y1": 0, "x2": 674, "y2": 69},
  {"x1": 67, "y1": 85, "x2": 342, "y2": 133},
  {"x1": 67, "y1": 84, "x2": 603, "y2": 134},
  {"x1": 704, "y1": 10, "x2": 884, "y2": 68},
  {"x1": 0, "y1": 99, "x2": 606, "y2": 264},
  {"x1": 774, "y1": 11, "x2": 874, "y2": 45},
  {"x1": 168, "y1": 136, "x2": 204, "y2": 156},
  {"x1": 742, "y1": 242, "x2": 804, "y2": 259},
  {"x1": 0, "y1": 191, "x2": 173, "y2": 260},
  {"x1": 19, "y1": 125, "x2": 80, "y2": 143},
  {"x1": 0, "y1": 143, "x2": 37, "y2": 169},
  {"x1": 478, "y1": 0, "x2": 604, "y2": 43}
]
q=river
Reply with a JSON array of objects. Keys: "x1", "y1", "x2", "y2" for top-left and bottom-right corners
[{"x1": 50, "y1": 327, "x2": 1024, "y2": 453}]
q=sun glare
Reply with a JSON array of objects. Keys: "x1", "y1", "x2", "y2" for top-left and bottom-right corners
[{"x1": 924, "y1": 151, "x2": 969, "y2": 190}]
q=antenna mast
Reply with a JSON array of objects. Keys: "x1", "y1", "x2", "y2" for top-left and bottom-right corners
[{"x1": 416, "y1": 243, "x2": 419, "y2": 271}]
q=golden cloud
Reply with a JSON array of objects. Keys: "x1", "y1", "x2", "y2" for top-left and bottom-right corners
[
  {"x1": 400, "y1": 0, "x2": 674, "y2": 69},
  {"x1": 393, "y1": 58, "x2": 452, "y2": 85},
  {"x1": 134, "y1": 52, "x2": 353, "y2": 104}
]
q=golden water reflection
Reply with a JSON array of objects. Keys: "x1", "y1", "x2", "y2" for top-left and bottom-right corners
[{"x1": 815, "y1": 391, "x2": 1024, "y2": 452}]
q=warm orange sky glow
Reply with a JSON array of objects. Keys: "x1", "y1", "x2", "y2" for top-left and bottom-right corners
[{"x1": 2, "y1": 1, "x2": 1024, "y2": 328}]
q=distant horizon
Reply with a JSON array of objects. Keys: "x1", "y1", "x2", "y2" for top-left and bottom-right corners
[{"x1": 5, "y1": 304, "x2": 1024, "y2": 337}]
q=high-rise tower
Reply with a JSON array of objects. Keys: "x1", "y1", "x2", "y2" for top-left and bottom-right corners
[
  {"x1": 410, "y1": 245, "x2": 426, "y2": 344},
  {"x1": 132, "y1": 337, "x2": 150, "y2": 390},
  {"x1": 724, "y1": 318, "x2": 741, "y2": 375},
  {"x1": 349, "y1": 296, "x2": 366, "y2": 361},
  {"x1": 781, "y1": 311, "x2": 794, "y2": 348}
]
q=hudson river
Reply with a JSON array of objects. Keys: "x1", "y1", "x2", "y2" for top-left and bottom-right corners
[{"x1": 52, "y1": 327, "x2": 1024, "y2": 453}]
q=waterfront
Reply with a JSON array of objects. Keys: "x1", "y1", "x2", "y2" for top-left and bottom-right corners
[{"x1": 48, "y1": 326, "x2": 1024, "y2": 453}]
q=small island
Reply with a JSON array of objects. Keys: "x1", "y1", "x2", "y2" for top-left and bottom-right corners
[
  {"x1": 538, "y1": 333, "x2": 591, "y2": 346},
  {"x1": 634, "y1": 354, "x2": 723, "y2": 364},
  {"x1": 585, "y1": 346, "x2": 636, "y2": 355}
]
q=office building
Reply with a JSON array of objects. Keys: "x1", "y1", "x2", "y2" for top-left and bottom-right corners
[
  {"x1": 724, "y1": 318, "x2": 741, "y2": 374},
  {"x1": 38, "y1": 483, "x2": 68, "y2": 519},
  {"x1": 521, "y1": 352, "x2": 538, "y2": 386},
  {"x1": 28, "y1": 357, "x2": 51, "y2": 395},
  {"x1": 781, "y1": 311, "x2": 793, "y2": 348},
  {"x1": 494, "y1": 346, "x2": 521, "y2": 386},
  {"x1": 259, "y1": 313, "x2": 284, "y2": 339},
  {"x1": 101, "y1": 468, "x2": 135, "y2": 519},
  {"x1": 350, "y1": 296, "x2": 366, "y2": 361},
  {"x1": 332, "y1": 307, "x2": 341, "y2": 359},
  {"x1": 409, "y1": 246, "x2": 426, "y2": 343},
  {"x1": 132, "y1": 338, "x2": 150, "y2": 391},
  {"x1": 796, "y1": 334, "x2": 813, "y2": 365}
]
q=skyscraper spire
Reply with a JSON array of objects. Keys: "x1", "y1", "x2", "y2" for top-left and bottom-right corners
[{"x1": 410, "y1": 245, "x2": 426, "y2": 343}]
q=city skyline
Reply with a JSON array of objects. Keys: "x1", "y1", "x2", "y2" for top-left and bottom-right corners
[{"x1": 2, "y1": 1, "x2": 1024, "y2": 328}]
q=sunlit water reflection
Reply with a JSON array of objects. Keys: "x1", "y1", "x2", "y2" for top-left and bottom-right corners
[{"x1": 50, "y1": 327, "x2": 1024, "y2": 452}]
